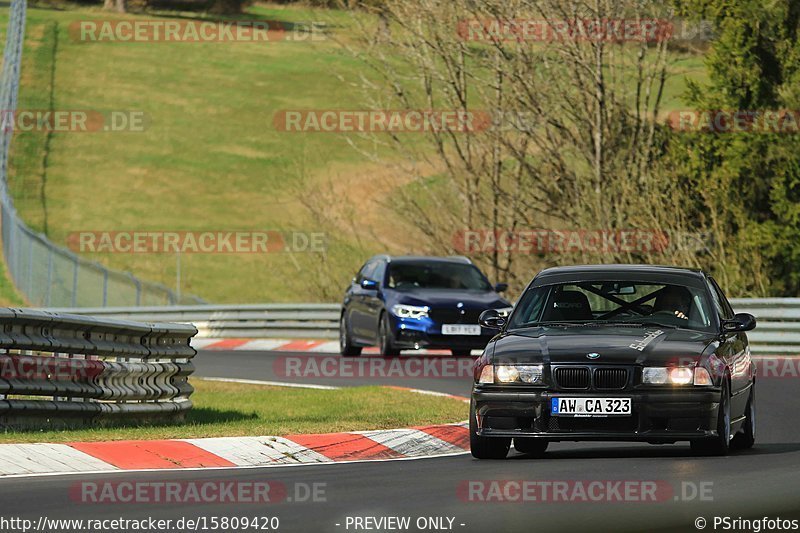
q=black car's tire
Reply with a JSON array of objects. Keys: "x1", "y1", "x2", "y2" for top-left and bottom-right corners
[
  {"x1": 469, "y1": 399, "x2": 510, "y2": 459},
  {"x1": 513, "y1": 438, "x2": 548, "y2": 457},
  {"x1": 379, "y1": 313, "x2": 400, "y2": 357},
  {"x1": 339, "y1": 314, "x2": 362, "y2": 357},
  {"x1": 690, "y1": 378, "x2": 731, "y2": 456},
  {"x1": 451, "y1": 349, "x2": 473, "y2": 357},
  {"x1": 732, "y1": 382, "x2": 756, "y2": 450}
]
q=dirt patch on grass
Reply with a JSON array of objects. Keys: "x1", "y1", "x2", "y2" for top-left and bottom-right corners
[{"x1": 306, "y1": 158, "x2": 444, "y2": 253}]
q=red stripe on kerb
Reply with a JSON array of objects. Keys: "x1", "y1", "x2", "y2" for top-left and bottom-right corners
[
  {"x1": 69, "y1": 440, "x2": 236, "y2": 469},
  {"x1": 414, "y1": 424, "x2": 470, "y2": 449},
  {"x1": 205, "y1": 339, "x2": 250, "y2": 350},
  {"x1": 286, "y1": 433, "x2": 401, "y2": 461},
  {"x1": 278, "y1": 340, "x2": 325, "y2": 351}
]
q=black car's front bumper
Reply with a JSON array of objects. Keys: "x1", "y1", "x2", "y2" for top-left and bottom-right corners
[{"x1": 472, "y1": 387, "x2": 721, "y2": 442}]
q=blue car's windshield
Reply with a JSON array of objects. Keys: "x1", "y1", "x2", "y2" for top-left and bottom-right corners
[
  {"x1": 387, "y1": 262, "x2": 492, "y2": 291},
  {"x1": 507, "y1": 280, "x2": 715, "y2": 332}
]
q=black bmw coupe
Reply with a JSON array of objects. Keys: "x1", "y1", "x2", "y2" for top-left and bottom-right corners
[{"x1": 471, "y1": 265, "x2": 756, "y2": 459}]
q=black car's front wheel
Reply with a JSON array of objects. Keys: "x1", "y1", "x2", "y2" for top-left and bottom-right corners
[
  {"x1": 378, "y1": 313, "x2": 400, "y2": 356},
  {"x1": 469, "y1": 399, "x2": 510, "y2": 459},
  {"x1": 691, "y1": 378, "x2": 731, "y2": 456},
  {"x1": 732, "y1": 382, "x2": 756, "y2": 450},
  {"x1": 339, "y1": 314, "x2": 362, "y2": 357}
]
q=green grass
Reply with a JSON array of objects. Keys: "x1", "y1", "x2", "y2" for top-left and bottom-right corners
[
  {"x1": 6, "y1": 3, "x2": 399, "y2": 303},
  {"x1": 0, "y1": 379, "x2": 468, "y2": 443}
]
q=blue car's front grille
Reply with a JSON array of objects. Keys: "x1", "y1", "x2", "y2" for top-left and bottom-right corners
[{"x1": 428, "y1": 308, "x2": 482, "y2": 324}]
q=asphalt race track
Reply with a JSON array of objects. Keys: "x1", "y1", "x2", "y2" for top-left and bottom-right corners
[{"x1": 2, "y1": 349, "x2": 799, "y2": 532}]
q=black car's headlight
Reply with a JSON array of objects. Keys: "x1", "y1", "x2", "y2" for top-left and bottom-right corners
[
  {"x1": 391, "y1": 304, "x2": 429, "y2": 319},
  {"x1": 478, "y1": 364, "x2": 544, "y2": 384},
  {"x1": 642, "y1": 366, "x2": 713, "y2": 386}
]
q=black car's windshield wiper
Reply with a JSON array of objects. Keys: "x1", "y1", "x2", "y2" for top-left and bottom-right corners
[
  {"x1": 591, "y1": 320, "x2": 678, "y2": 329},
  {"x1": 516, "y1": 321, "x2": 587, "y2": 328},
  {"x1": 516, "y1": 320, "x2": 679, "y2": 329}
]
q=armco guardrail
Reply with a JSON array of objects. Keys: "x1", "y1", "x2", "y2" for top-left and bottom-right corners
[
  {"x1": 48, "y1": 300, "x2": 800, "y2": 354},
  {"x1": 45, "y1": 304, "x2": 341, "y2": 339},
  {"x1": 0, "y1": 308, "x2": 197, "y2": 429},
  {"x1": 0, "y1": 0, "x2": 205, "y2": 307},
  {"x1": 730, "y1": 298, "x2": 800, "y2": 355}
]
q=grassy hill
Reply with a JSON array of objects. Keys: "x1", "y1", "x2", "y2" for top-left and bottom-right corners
[{"x1": 1, "y1": 2, "x2": 709, "y2": 304}]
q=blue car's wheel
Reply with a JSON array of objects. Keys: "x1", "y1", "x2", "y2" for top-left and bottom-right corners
[
  {"x1": 339, "y1": 314, "x2": 361, "y2": 357},
  {"x1": 379, "y1": 313, "x2": 400, "y2": 356}
]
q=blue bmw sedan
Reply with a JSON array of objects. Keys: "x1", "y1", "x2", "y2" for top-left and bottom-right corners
[{"x1": 340, "y1": 255, "x2": 512, "y2": 356}]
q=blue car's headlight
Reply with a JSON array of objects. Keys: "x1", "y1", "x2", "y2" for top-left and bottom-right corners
[{"x1": 391, "y1": 304, "x2": 429, "y2": 319}]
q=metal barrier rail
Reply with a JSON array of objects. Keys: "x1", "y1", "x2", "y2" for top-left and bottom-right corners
[
  {"x1": 0, "y1": 308, "x2": 197, "y2": 429},
  {"x1": 47, "y1": 300, "x2": 800, "y2": 354},
  {"x1": 730, "y1": 298, "x2": 800, "y2": 354},
  {"x1": 45, "y1": 304, "x2": 342, "y2": 339}
]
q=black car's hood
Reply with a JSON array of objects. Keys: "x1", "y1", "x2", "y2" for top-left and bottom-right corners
[
  {"x1": 389, "y1": 288, "x2": 509, "y2": 309},
  {"x1": 491, "y1": 325, "x2": 719, "y2": 366}
]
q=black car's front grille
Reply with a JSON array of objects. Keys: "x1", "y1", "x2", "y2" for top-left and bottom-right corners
[
  {"x1": 428, "y1": 308, "x2": 481, "y2": 324},
  {"x1": 594, "y1": 368, "x2": 628, "y2": 390},
  {"x1": 554, "y1": 367, "x2": 590, "y2": 389},
  {"x1": 548, "y1": 416, "x2": 637, "y2": 433}
]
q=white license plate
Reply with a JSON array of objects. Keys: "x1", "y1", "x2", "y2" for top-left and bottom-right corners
[
  {"x1": 442, "y1": 324, "x2": 481, "y2": 336},
  {"x1": 551, "y1": 397, "x2": 631, "y2": 417}
]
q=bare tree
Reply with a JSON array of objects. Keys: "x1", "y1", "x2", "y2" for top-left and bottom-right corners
[{"x1": 326, "y1": 0, "x2": 699, "y2": 291}]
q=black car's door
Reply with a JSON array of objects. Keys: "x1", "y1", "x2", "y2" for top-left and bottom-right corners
[{"x1": 708, "y1": 277, "x2": 751, "y2": 417}]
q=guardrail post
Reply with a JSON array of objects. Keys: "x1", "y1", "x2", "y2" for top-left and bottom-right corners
[
  {"x1": 130, "y1": 273, "x2": 141, "y2": 306},
  {"x1": 45, "y1": 247, "x2": 53, "y2": 306},
  {"x1": 26, "y1": 234, "x2": 33, "y2": 297},
  {"x1": 102, "y1": 270, "x2": 108, "y2": 307},
  {"x1": 71, "y1": 256, "x2": 78, "y2": 307}
]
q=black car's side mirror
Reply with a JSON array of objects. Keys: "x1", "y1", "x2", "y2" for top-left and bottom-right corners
[
  {"x1": 722, "y1": 312, "x2": 756, "y2": 333},
  {"x1": 494, "y1": 282, "x2": 509, "y2": 293},
  {"x1": 360, "y1": 278, "x2": 379, "y2": 290},
  {"x1": 479, "y1": 308, "x2": 506, "y2": 330}
]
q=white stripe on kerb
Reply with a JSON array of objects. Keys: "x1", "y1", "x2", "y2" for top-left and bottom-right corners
[
  {"x1": 184, "y1": 436, "x2": 331, "y2": 466},
  {"x1": 0, "y1": 444, "x2": 117, "y2": 476},
  {"x1": 355, "y1": 428, "x2": 467, "y2": 456}
]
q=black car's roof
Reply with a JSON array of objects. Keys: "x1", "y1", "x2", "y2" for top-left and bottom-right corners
[{"x1": 532, "y1": 264, "x2": 709, "y2": 288}]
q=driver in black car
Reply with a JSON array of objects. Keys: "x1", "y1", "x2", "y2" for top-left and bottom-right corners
[{"x1": 652, "y1": 285, "x2": 692, "y2": 321}]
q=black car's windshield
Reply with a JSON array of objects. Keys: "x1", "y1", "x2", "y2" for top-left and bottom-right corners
[
  {"x1": 387, "y1": 262, "x2": 492, "y2": 291},
  {"x1": 508, "y1": 280, "x2": 714, "y2": 332}
]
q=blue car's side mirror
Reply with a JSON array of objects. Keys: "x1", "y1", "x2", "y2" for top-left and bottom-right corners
[
  {"x1": 494, "y1": 282, "x2": 508, "y2": 293},
  {"x1": 361, "y1": 279, "x2": 379, "y2": 290}
]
